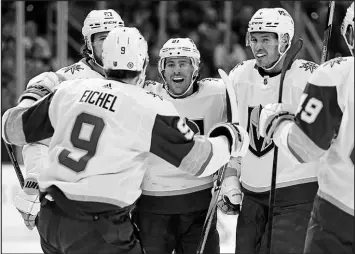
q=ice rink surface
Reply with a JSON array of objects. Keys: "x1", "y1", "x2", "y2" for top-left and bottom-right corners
[{"x1": 1, "y1": 164, "x2": 237, "y2": 253}]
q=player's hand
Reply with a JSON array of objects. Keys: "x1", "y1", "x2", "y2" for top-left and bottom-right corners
[
  {"x1": 216, "y1": 175, "x2": 242, "y2": 215},
  {"x1": 14, "y1": 178, "x2": 40, "y2": 230},
  {"x1": 19, "y1": 72, "x2": 66, "y2": 102},
  {"x1": 259, "y1": 103, "x2": 294, "y2": 142},
  {"x1": 208, "y1": 122, "x2": 250, "y2": 158}
]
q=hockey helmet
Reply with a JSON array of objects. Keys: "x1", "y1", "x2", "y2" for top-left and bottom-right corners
[
  {"x1": 82, "y1": 9, "x2": 124, "y2": 61},
  {"x1": 102, "y1": 27, "x2": 149, "y2": 87},
  {"x1": 158, "y1": 38, "x2": 201, "y2": 97}
]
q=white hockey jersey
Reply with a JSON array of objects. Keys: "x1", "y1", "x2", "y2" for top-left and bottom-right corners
[
  {"x1": 3, "y1": 79, "x2": 231, "y2": 208},
  {"x1": 56, "y1": 58, "x2": 105, "y2": 80},
  {"x1": 287, "y1": 57, "x2": 354, "y2": 215},
  {"x1": 229, "y1": 59, "x2": 319, "y2": 192},
  {"x1": 21, "y1": 59, "x2": 105, "y2": 180},
  {"x1": 142, "y1": 79, "x2": 228, "y2": 195}
]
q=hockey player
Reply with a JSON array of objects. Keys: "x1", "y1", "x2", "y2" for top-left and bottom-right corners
[
  {"x1": 13, "y1": 9, "x2": 124, "y2": 231},
  {"x1": 2, "y1": 27, "x2": 250, "y2": 254},
  {"x1": 228, "y1": 8, "x2": 320, "y2": 253},
  {"x1": 259, "y1": 3, "x2": 354, "y2": 253},
  {"x1": 136, "y1": 38, "x2": 242, "y2": 254}
]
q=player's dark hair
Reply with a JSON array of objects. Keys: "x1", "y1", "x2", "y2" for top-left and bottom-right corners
[{"x1": 104, "y1": 69, "x2": 140, "y2": 80}]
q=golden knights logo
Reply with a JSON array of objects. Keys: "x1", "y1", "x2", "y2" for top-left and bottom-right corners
[
  {"x1": 63, "y1": 64, "x2": 84, "y2": 74},
  {"x1": 299, "y1": 61, "x2": 318, "y2": 73},
  {"x1": 324, "y1": 57, "x2": 347, "y2": 68},
  {"x1": 247, "y1": 105, "x2": 274, "y2": 157}
]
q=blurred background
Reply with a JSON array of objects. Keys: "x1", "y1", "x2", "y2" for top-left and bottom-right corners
[{"x1": 1, "y1": 1, "x2": 353, "y2": 252}]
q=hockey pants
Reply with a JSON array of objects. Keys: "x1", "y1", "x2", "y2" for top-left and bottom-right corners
[
  {"x1": 235, "y1": 194, "x2": 313, "y2": 253},
  {"x1": 37, "y1": 197, "x2": 144, "y2": 254},
  {"x1": 304, "y1": 195, "x2": 355, "y2": 254}
]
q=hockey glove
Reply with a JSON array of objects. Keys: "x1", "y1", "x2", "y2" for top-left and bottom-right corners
[
  {"x1": 18, "y1": 72, "x2": 65, "y2": 102},
  {"x1": 216, "y1": 175, "x2": 242, "y2": 215},
  {"x1": 213, "y1": 158, "x2": 242, "y2": 215},
  {"x1": 14, "y1": 178, "x2": 40, "y2": 230},
  {"x1": 259, "y1": 103, "x2": 295, "y2": 143},
  {"x1": 208, "y1": 123, "x2": 249, "y2": 158}
]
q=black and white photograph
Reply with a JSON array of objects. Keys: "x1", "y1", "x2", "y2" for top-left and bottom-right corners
[{"x1": 1, "y1": 1, "x2": 354, "y2": 253}]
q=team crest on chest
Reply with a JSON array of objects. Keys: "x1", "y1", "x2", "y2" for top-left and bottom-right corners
[
  {"x1": 247, "y1": 105, "x2": 274, "y2": 157},
  {"x1": 63, "y1": 64, "x2": 84, "y2": 74}
]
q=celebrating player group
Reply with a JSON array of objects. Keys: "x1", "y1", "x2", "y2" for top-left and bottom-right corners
[{"x1": 2, "y1": 2, "x2": 354, "y2": 254}]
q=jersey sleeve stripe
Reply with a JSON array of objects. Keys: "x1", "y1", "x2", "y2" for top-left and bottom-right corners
[
  {"x1": 150, "y1": 114, "x2": 195, "y2": 167},
  {"x1": 2, "y1": 107, "x2": 26, "y2": 145},
  {"x1": 295, "y1": 82, "x2": 343, "y2": 150},
  {"x1": 149, "y1": 114, "x2": 230, "y2": 177},
  {"x1": 22, "y1": 94, "x2": 55, "y2": 143},
  {"x1": 287, "y1": 123, "x2": 326, "y2": 163},
  {"x1": 180, "y1": 135, "x2": 213, "y2": 176},
  {"x1": 3, "y1": 94, "x2": 55, "y2": 146}
]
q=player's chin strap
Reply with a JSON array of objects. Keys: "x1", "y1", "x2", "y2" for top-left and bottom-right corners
[
  {"x1": 162, "y1": 71, "x2": 199, "y2": 98},
  {"x1": 87, "y1": 57, "x2": 106, "y2": 77},
  {"x1": 262, "y1": 41, "x2": 291, "y2": 72},
  {"x1": 86, "y1": 39, "x2": 106, "y2": 76}
]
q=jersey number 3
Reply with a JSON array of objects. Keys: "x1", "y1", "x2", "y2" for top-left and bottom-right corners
[{"x1": 58, "y1": 113, "x2": 105, "y2": 173}]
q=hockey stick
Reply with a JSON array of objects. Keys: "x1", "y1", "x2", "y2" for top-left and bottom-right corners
[
  {"x1": 320, "y1": 1, "x2": 335, "y2": 64},
  {"x1": 3, "y1": 139, "x2": 25, "y2": 188},
  {"x1": 196, "y1": 69, "x2": 240, "y2": 254},
  {"x1": 266, "y1": 38, "x2": 304, "y2": 254}
]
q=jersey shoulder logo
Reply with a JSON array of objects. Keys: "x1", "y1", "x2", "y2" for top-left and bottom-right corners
[
  {"x1": 323, "y1": 57, "x2": 347, "y2": 68},
  {"x1": 299, "y1": 61, "x2": 318, "y2": 73},
  {"x1": 63, "y1": 63, "x2": 84, "y2": 75},
  {"x1": 146, "y1": 91, "x2": 163, "y2": 100},
  {"x1": 103, "y1": 83, "x2": 112, "y2": 89},
  {"x1": 230, "y1": 61, "x2": 245, "y2": 73},
  {"x1": 143, "y1": 80, "x2": 158, "y2": 88},
  {"x1": 199, "y1": 78, "x2": 220, "y2": 83},
  {"x1": 247, "y1": 105, "x2": 274, "y2": 157}
]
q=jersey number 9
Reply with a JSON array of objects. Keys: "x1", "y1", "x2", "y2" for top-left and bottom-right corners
[
  {"x1": 58, "y1": 113, "x2": 105, "y2": 173},
  {"x1": 176, "y1": 118, "x2": 194, "y2": 140},
  {"x1": 297, "y1": 93, "x2": 323, "y2": 124}
]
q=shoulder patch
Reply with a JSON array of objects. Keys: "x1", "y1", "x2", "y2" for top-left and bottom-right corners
[
  {"x1": 143, "y1": 80, "x2": 159, "y2": 88},
  {"x1": 146, "y1": 91, "x2": 163, "y2": 101},
  {"x1": 199, "y1": 78, "x2": 221, "y2": 84},
  {"x1": 299, "y1": 61, "x2": 318, "y2": 73},
  {"x1": 62, "y1": 63, "x2": 84, "y2": 75},
  {"x1": 323, "y1": 57, "x2": 347, "y2": 68},
  {"x1": 103, "y1": 83, "x2": 112, "y2": 89},
  {"x1": 230, "y1": 61, "x2": 245, "y2": 73}
]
